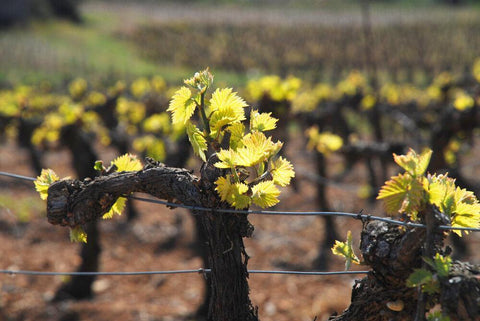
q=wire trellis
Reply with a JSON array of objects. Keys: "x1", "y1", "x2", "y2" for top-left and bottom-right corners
[
  {"x1": 0, "y1": 268, "x2": 370, "y2": 277},
  {"x1": 1, "y1": 170, "x2": 480, "y2": 233}
]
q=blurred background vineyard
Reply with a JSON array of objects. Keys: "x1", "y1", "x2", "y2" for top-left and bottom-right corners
[
  {"x1": 3, "y1": 0, "x2": 480, "y2": 85},
  {"x1": 2, "y1": 1, "x2": 480, "y2": 321}
]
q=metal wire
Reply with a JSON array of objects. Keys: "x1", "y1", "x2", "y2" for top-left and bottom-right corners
[
  {"x1": 0, "y1": 268, "x2": 369, "y2": 277},
  {"x1": 128, "y1": 195, "x2": 480, "y2": 232},
  {"x1": 2, "y1": 170, "x2": 480, "y2": 233},
  {"x1": 0, "y1": 171, "x2": 36, "y2": 182}
]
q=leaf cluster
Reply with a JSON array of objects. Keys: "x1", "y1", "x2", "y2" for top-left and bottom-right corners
[
  {"x1": 407, "y1": 253, "x2": 452, "y2": 295},
  {"x1": 167, "y1": 69, "x2": 295, "y2": 209},
  {"x1": 306, "y1": 126, "x2": 343, "y2": 156},
  {"x1": 377, "y1": 148, "x2": 480, "y2": 236}
]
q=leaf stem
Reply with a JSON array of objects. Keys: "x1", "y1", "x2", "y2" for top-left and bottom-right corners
[
  {"x1": 199, "y1": 92, "x2": 210, "y2": 136},
  {"x1": 231, "y1": 166, "x2": 240, "y2": 183}
]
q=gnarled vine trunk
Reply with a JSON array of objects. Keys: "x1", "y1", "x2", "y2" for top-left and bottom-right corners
[
  {"x1": 45, "y1": 156, "x2": 258, "y2": 321},
  {"x1": 328, "y1": 213, "x2": 480, "y2": 321}
]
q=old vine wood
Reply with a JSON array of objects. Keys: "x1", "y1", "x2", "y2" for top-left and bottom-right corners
[{"x1": 46, "y1": 157, "x2": 258, "y2": 321}]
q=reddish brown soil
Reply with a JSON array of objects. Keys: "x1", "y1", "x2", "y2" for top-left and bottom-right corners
[{"x1": 1, "y1": 135, "x2": 479, "y2": 321}]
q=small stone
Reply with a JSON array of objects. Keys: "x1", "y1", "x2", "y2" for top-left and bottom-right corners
[{"x1": 386, "y1": 300, "x2": 404, "y2": 312}]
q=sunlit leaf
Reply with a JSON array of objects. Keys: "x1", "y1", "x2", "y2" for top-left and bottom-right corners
[
  {"x1": 432, "y1": 253, "x2": 451, "y2": 278},
  {"x1": 251, "y1": 180, "x2": 280, "y2": 208},
  {"x1": 229, "y1": 183, "x2": 252, "y2": 209},
  {"x1": 111, "y1": 154, "x2": 143, "y2": 172},
  {"x1": 184, "y1": 68, "x2": 214, "y2": 93},
  {"x1": 250, "y1": 110, "x2": 278, "y2": 132},
  {"x1": 331, "y1": 230, "x2": 360, "y2": 270},
  {"x1": 235, "y1": 132, "x2": 280, "y2": 167},
  {"x1": 186, "y1": 121, "x2": 207, "y2": 162},
  {"x1": 270, "y1": 156, "x2": 295, "y2": 187},
  {"x1": 34, "y1": 169, "x2": 60, "y2": 200},
  {"x1": 167, "y1": 86, "x2": 197, "y2": 125},
  {"x1": 425, "y1": 174, "x2": 450, "y2": 209},
  {"x1": 393, "y1": 148, "x2": 432, "y2": 177},
  {"x1": 227, "y1": 122, "x2": 245, "y2": 150},
  {"x1": 94, "y1": 160, "x2": 105, "y2": 172},
  {"x1": 103, "y1": 197, "x2": 126, "y2": 219},
  {"x1": 69, "y1": 226, "x2": 87, "y2": 243},
  {"x1": 426, "y1": 174, "x2": 480, "y2": 236},
  {"x1": 451, "y1": 186, "x2": 480, "y2": 236},
  {"x1": 208, "y1": 88, "x2": 247, "y2": 133},
  {"x1": 215, "y1": 148, "x2": 239, "y2": 169},
  {"x1": 215, "y1": 176, "x2": 251, "y2": 209},
  {"x1": 377, "y1": 172, "x2": 423, "y2": 217}
]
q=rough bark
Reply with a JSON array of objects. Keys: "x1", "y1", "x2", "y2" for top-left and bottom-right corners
[
  {"x1": 47, "y1": 166, "x2": 200, "y2": 227},
  {"x1": 328, "y1": 217, "x2": 480, "y2": 321},
  {"x1": 46, "y1": 156, "x2": 258, "y2": 321}
]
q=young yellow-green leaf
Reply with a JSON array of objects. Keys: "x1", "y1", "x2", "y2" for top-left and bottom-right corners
[
  {"x1": 424, "y1": 173, "x2": 480, "y2": 236},
  {"x1": 451, "y1": 212, "x2": 480, "y2": 236},
  {"x1": 215, "y1": 148, "x2": 239, "y2": 169},
  {"x1": 35, "y1": 169, "x2": 60, "y2": 200},
  {"x1": 432, "y1": 253, "x2": 452, "y2": 278},
  {"x1": 235, "y1": 132, "x2": 278, "y2": 167},
  {"x1": 103, "y1": 154, "x2": 141, "y2": 219},
  {"x1": 425, "y1": 174, "x2": 452, "y2": 210},
  {"x1": 94, "y1": 160, "x2": 105, "y2": 172},
  {"x1": 393, "y1": 148, "x2": 432, "y2": 177},
  {"x1": 186, "y1": 121, "x2": 207, "y2": 162},
  {"x1": 331, "y1": 230, "x2": 360, "y2": 270},
  {"x1": 451, "y1": 186, "x2": 480, "y2": 235},
  {"x1": 184, "y1": 68, "x2": 214, "y2": 93},
  {"x1": 270, "y1": 156, "x2": 295, "y2": 187},
  {"x1": 111, "y1": 154, "x2": 143, "y2": 172},
  {"x1": 251, "y1": 180, "x2": 280, "y2": 208},
  {"x1": 167, "y1": 86, "x2": 197, "y2": 125},
  {"x1": 377, "y1": 172, "x2": 417, "y2": 215},
  {"x1": 208, "y1": 88, "x2": 247, "y2": 133},
  {"x1": 214, "y1": 176, "x2": 251, "y2": 209},
  {"x1": 215, "y1": 176, "x2": 234, "y2": 201},
  {"x1": 229, "y1": 183, "x2": 252, "y2": 209},
  {"x1": 250, "y1": 110, "x2": 278, "y2": 132},
  {"x1": 226, "y1": 122, "x2": 245, "y2": 150},
  {"x1": 70, "y1": 226, "x2": 87, "y2": 243},
  {"x1": 103, "y1": 197, "x2": 126, "y2": 219}
]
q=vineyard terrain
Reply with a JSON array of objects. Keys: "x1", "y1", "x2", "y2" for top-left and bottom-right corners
[{"x1": 1, "y1": 129, "x2": 480, "y2": 320}]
